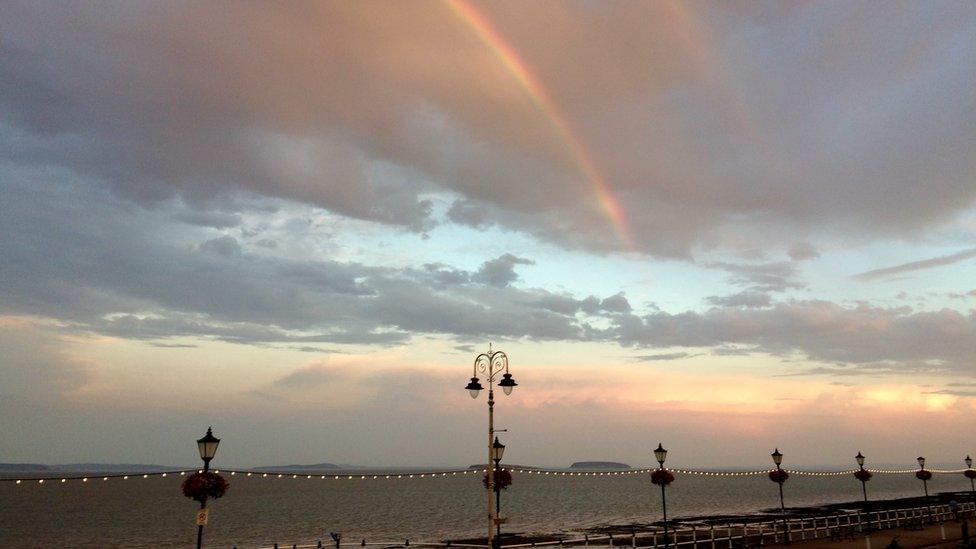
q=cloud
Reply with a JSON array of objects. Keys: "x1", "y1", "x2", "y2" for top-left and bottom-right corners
[
  {"x1": 274, "y1": 363, "x2": 344, "y2": 389},
  {"x1": 2, "y1": 2, "x2": 975, "y2": 256},
  {"x1": 199, "y1": 235, "x2": 242, "y2": 256},
  {"x1": 922, "y1": 389, "x2": 976, "y2": 398},
  {"x1": 613, "y1": 301, "x2": 976, "y2": 374},
  {"x1": 706, "y1": 291, "x2": 772, "y2": 308},
  {"x1": 633, "y1": 352, "x2": 694, "y2": 362},
  {"x1": 599, "y1": 292, "x2": 632, "y2": 313},
  {"x1": 0, "y1": 319, "x2": 93, "y2": 400},
  {"x1": 854, "y1": 248, "x2": 976, "y2": 280},
  {"x1": 788, "y1": 242, "x2": 820, "y2": 261},
  {"x1": 706, "y1": 261, "x2": 804, "y2": 293},
  {"x1": 0, "y1": 176, "x2": 606, "y2": 346},
  {"x1": 472, "y1": 253, "x2": 535, "y2": 287},
  {"x1": 4, "y1": 175, "x2": 975, "y2": 378}
]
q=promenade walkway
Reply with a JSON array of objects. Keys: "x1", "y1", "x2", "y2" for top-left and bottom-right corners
[{"x1": 762, "y1": 520, "x2": 973, "y2": 549}]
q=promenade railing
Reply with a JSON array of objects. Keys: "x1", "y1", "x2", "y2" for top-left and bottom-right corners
[{"x1": 252, "y1": 501, "x2": 972, "y2": 549}]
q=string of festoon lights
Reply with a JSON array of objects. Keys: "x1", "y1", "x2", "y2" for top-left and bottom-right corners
[{"x1": 4, "y1": 466, "x2": 973, "y2": 485}]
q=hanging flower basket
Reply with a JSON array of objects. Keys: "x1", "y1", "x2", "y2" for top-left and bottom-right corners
[
  {"x1": 854, "y1": 469, "x2": 873, "y2": 482},
  {"x1": 182, "y1": 472, "x2": 229, "y2": 503},
  {"x1": 650, "y1": 469, "x2": 675, "y2": 486},
  {"x1": 965, "y1": 470, "x2": 976, "y2": 480},
  {"x1": 768, "y1": 469, "x2": 789, "y2": 484},
  {"x1": 483, "y1": 469, "x2": 513, "y2": 490},
  {"x1": 915, "y1": 470, "x2": 932, "y2": 481}
]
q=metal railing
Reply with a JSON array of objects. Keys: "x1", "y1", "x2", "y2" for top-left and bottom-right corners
[{"x1": 250, "y1": 502, "x2": 973, "y2": 549}]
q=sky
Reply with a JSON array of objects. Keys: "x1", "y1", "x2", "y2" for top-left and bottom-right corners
[{"x1": 1, "y1": 1, "x2": 975, "y2": 470}]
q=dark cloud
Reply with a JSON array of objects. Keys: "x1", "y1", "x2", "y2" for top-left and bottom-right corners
[
  {"x1": 173, "y1": 210, "x2": 242, "y2": 229},
  {"x1": 2, "y1": 173, "x2": 975, "y2": 378},
  {"x1": 199, "y1": 235, "x2": 242, "y2": 256},
  {"x1": 613, "y1": 301, "x2": 976, "y2": 373},
  {"x1": 446, "y1": 199, "x2": 493, "y2": 229},
  {"x1": 706, "y1": 261, "x2": 804, "y2": 293},
  {"x1": 472, "y1": 254, "x2": 534, "y2": 288},
  {"x1": 600, "y1": 292, "x2": 632, "y2": 313},
  {"x1": 2, "y1": 2, "x2": 975, "y2": 257},
  {"x1": 854, "y1": 248, "x2": 976, "y2": 280}
]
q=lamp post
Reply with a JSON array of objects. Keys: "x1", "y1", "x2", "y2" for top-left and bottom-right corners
[
  {"x1": 466, "y1": 345, "x2": 517, "y2": 549},
  {"x1": 196, "y1": 427, "x2": 220, "y2": 549},
  {"x1": 966, "y1": 456, "x2": 975, "y2": 504},
  {"x1": 917, "y1": 456, "x2": 932, "y2": 522},
  {"x1": 855, "y1": 452, "x2": 872, "y2": 531},
  {"x1": 655, "y1": 443, "x2": 669, "y2": 549},
  {"x1": 772, "y1": 449, "x2": 789, "y2": 544},
  {"x1": 492, "y1": 437, "x2": 506, "y2": 541}
]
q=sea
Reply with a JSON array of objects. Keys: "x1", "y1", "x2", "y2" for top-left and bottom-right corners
[{"x1": 1, "y1": 467, "x2": 968, "y2": 548}]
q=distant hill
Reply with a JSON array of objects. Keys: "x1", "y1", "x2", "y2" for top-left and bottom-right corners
[
  {"x1": 467, "y1": 464, "x2": 538, "y2": 470},
  {"x1": 252, "y1": 463, "x2": 341, "y2": 471},
  {"x1": 569, "y1": 461, "x2": 630, "y2": 469},
  {"x1": 0, "y1": 463, "x2": 51, "y2": 472},
  {"x1": 0, "y1": 463, "x2": 173, "y2": 473}
]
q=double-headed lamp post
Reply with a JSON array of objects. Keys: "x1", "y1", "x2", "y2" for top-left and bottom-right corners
[
  {"x1": 655, "y1": 443, "x2": 670, "y2": 549},
  {"x1": 196, "y1": 427, "x2": 220, "y2": 549},
  {"x1": 772, "y1": 449, "x2": 789, "y2": 544},
  {"x1": 466, "y1": 346, "x2": 517, "y2": 549},
  {"x1": 492, "y1": 437, "x2": 506, "y2": 541},
  {"x1": 917, "y1": 456, "x2": 932, "y2": 521}
]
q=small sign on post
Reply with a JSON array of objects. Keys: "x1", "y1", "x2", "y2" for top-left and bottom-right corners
[{"x1": 196, "y1": 509, "x2": 209, "y2": 526}]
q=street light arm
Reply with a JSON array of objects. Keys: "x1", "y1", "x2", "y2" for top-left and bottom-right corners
[{"x1": 474, "y1": 351, "x2": 509, "y2": 385}]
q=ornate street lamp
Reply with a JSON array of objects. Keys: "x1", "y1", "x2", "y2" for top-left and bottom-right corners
[
  {"x1": 854, "y1": 452, "x2": 874, "y2": 531},
  {"x1": 770, "y1": 449, "x2": 790, "y2": 544},
  {"x1": 466, "y1": 345, "x2": 517, "y2": 549},
  {"x1": 916, "y1": 456, "x2": 933, "y2": 522},
  {"x1": 965, "y1": 456, "x2": 976, "y2": 504},
  {"x1": 492, "y1": 437, "x2": 506, "y2": 542},
  {"x1": 196, "y1": 427, "x2": 220, "y2": 549},
  {"x1": 651, "y1": 443, "x2": 672, "y2": 549}
]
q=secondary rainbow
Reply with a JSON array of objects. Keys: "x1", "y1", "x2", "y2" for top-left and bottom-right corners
[{"x1": 445, "y1": 0, "x2": 634, "y2": 248}]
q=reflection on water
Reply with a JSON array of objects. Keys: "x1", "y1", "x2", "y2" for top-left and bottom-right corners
[{"x1": 1, "y1": 471, "x2": 969, "y2": 548}]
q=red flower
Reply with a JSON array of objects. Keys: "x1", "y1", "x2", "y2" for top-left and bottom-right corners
[
  {"x1": 965, "y1": 470, "x2": 976, "y2": 480},
  {"x1": 650, "y1": 469, "x2": 675, "y2": 486},
  {"x1": 768, "y1": 469, "x2": 789, "y2": 484},
  {"x1": 181, "y1": 472, "x2": 229, "y2": 503},
  {"x1": 915, "y1": 470, "x2": 932, "y2": 481},
  {"x1": 483, "y1": 469, "x2": 513, "y2": 490},
  {"x1": 854, "y1": 469, "x2": 873, "y2": 482}
]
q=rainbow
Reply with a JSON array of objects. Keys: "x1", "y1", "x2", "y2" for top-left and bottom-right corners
[{"x1": 444, "y1": 0, "x2": 634, "y2": 248}]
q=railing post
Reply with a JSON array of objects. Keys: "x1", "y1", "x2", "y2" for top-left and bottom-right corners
[
  {"x1": 609, "y1": 533, "x2": 614, "y2": 549},
  {"x1": 692, "y1": 525, "x2": 698, "y2": 549},
  {"x1": 318, "y1": 541, "x2": 323, "y2": 548},
  {"x1": 632, "y1": 532, "x2": 637, "y2": 548},
  {"x1": 726, "y1": 524, "x2": 732, "y2": 549},
  {"x1": 584, "y1": 534, "x2": 589, "y2": 548},
  {"x1": 758, "y1": 522, "x2": 763, "y2": 546},
  {"x1": 710, "y1": 524, "x2": 715, "y2": 549},
  {"x1": 652, "y1": 532, "x2": 657, "y2": 549}
]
